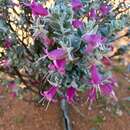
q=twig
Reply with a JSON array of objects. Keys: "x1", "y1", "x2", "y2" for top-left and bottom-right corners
[{"x1": 13, "y1": 67, "x2": 39, "y2": 94}]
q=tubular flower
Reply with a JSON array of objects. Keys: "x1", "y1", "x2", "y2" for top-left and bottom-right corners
[
  {"x1": 8, "y1": 81, "x2": 16, "y2": 89},
  {"x1": 48, "y1": 59, "x2": 66, "y2": 75},
  {"x1": 99, "y1": 4, "x2": 111, "y2": 16},
  {"x1": 46, "y1": 48, "x2": 67, "y2": 60},
  {"x1": 88, "y1": 9, "x2": 97, "y2": 20},
  {"x1": 40, "y1": 86, "x2": 58, "y2": 110},
  {"x1": 53, "y1": 59, "x2": 66, "y2": 75},
  {"x1": 66, "y1": 86, "x2": 76, "y2": 104},
  {"x1": 0, "y1": 58, "x2": 11, "y2": 69},
  {"x1": 82, "y1": 33, "x2": 106, "y2": 53},
  {"x1": 72, "y1": 19, "x2": 84, "y2": 29},
  {"x1": 100, "y1": 83, "x2": 118, "y2": 101},
  {"x1": 23, "y1": 0, "x2": 48, "y2": 16},
  {"x1": 71, "y1": 0, "x2": 83, "y2": 11},
  {"x1": 100, "y1": 84, "x2": 113, "y2": 96},
  {"x1": 46, "y1": 48, "x2": 67, "y2": 75},
  {"x1": 90, "y1": 64, "x2": 101, "y2": 84}
]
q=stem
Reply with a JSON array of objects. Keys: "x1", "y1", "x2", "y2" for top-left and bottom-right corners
[
  {"x1": 4, "y1": 6, "x2": 34, "y2": 61},
  {"x1": 13, "y1": 67, "x2": 39, "y2": 94},
  {"x1": 108, "y1": 32, "x2": 129, "y2": 43},
  {"x1": 6, "y1": 19, "x2": 34, "y2": 61},
  {"x1": 0, "y1": 67, "x2": 28, "y2": 78},
  {"x1": 60, "y1": 99, "x2": 72, "y2": 130}
]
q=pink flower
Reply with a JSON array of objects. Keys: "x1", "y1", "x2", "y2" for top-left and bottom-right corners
[
  {"x1": 45, "y1": 48, "x2": 66, "y2": 60},
  {"x1": 107, "y1": 77, "x2": 118, "y2": 87},
  {"x1": 82, "y1": 34, "x2": 106, "y2": 53},
  {"x1": 82, "y1": 34, "x2": 106, "y2": 45},
  {"x1": 48, "y1": 63, "x2": 56, "y2": 71},
  {"x1": 3, "y1": 38, "x2": 12, "y2": 49},
  {"x1": 90, "y1": 64, "x2": 101, "y2": 84},
  {"x1": 0, "y1": 58, "x2": 11, "y2": 68},
  {"x1": 53, "y1": 59, "x2": 66, "y2": 75},
  {"x1": 72, "y1": 19, "x2": 84, "y2": 29},
  {"x1": 101, "y1": 56, "x2": 112, "y2": 66},
  {"x1": 46, "y1": 48, "x2": 67, "y2": 75},
  {"x1": 41, "y1": 36, "x2": 55, "y2": 47},
  {"x1": 71, "y1": 0, "x2": 83, "y2": 11},
  {"x1": 40, "y1": 86, "x2": 58, "y2": 103},
  {"x1": 99, "y1": 4, "x2": 111, "y2": 16},
  {"x1": 100, "y1": 84, "x2": 113, "y2": 96},
  {"x1": 85, "y1": 44, "x2": 94, "y2": 53},
  {"x1": 88, "y1": 9, "x2": 97, "y2": 20},
  {"x1": 10, "y1": 92, "x2": 17, "y2": 98},
  {"x1": 23, "y1": 0, "x2": 48, "y2": 16},
  {"x1": 8, "y1": 81, "x2": 17, "y2": 98},
  {"x1": 100, "y1": 83, "x2": 118, "y2": 101},
  {"x1": 66, "y1": 87, "x2": 76, "y2": 104},
  {"x1": 48, "y1": 59, "x2": 66, "y2": 75},
  {"x1": 8, "y1": 81, "x2": 16, "y2": 89},
  {"x1": 39, "y1": 86, "x2": 58, "y2": 110}
]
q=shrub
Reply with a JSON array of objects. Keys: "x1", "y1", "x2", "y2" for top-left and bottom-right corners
[{"x1": 0, "y1": 0, "x2": 130, "y2": 110}]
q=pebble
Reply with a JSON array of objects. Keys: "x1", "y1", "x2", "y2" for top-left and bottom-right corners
[
  {"x1": 116, "y1": 109, "x2": 123, "y2": 116},
  {"x1": 72, "y1": 121, "x2": 76, "y2": 125},
  {"x1": 99, "y1": 110, "x2": 103, "y2": 114}
]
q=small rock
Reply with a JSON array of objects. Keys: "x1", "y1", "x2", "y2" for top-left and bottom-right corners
[
  {"x1": 106, "y1": 107, "x2": 111, "y2": 112},
  {"x1": 116, "y1": 109, "x2": 123, "y2": 116},
  {"x1": 99, "y1": 110, "x2": 103, "y2": 114},
  {"x1": 72, "y1": 121, "x2": 75, "y2": 125}
]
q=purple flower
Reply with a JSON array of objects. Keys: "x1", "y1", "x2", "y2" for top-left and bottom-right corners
[
  {"x1": 100, "y1": 83, "x2": 118, "y2": 101},
  {"x1": 3, "y1": 38, "x2": 12, "y2": 49},
  {"x1": 72, "y1": 19, "x2": 84, "y2": 29},
  {"x1": 23, "y1": 0, "x2": 48, "y2": 16},
  {"x1": 40, "y1": 86, "x2": 58, "y2": 103},
  {"x1": 10, "y1": 92, "x2": 17, "y2": 98},
  {"x1": 88, "y1": 9, "x2": 97, "y2": 20},
  {"x1": 46, "y1": 48, "x2": 67, "y2": 75},
  {"x1": 48, "y1": 59, "x2": 66, "y2": 75},
  {"x1": 45, "y1": 48, "x2": 67, "y2": 60},
  {"x1": 82, "y1": 33, "x2": 106, "y2": 53},
  {"x1": 8, "y1": 81, "x2": 16, "y2": 89},
  {"x1": 99, "y1": 4, "x2": 111, "y2": 16},
  {"x1": 66, "y1": 87, "x2": 76, "y2": 104},
  {"x1": 41, "y1": 36, "x2": 55, "y2": 47},
  {"x1": 0, "y1": 58, "x2": 11, "y2": 69},
  {"x1": 90, "y1": 64, "x2": 101, "y2": 84},
  {"x1": 82, "y1": 34, "x2": 106, "y2": 45},
  {"x1": 48, "y1": 63, "x2": 56, "y2": 71},
  {"x1": 40, "y1": 86, "x2": 58, "y2": 110},
  {"x1": 107, "y1": 77, "x2": 118, "y2": 87},
  {"x1": 100, "y1": 84, "x2": 113, "y2": 96},
  {"x1": 85, "y1": 44, "x2": 94, "y2": 53},
  {"x1": 53, "y1": 59, "x2": 66, "y2": 75},
  {"x1": 71, "y1": 0, "x2": 83, "y2": 11},
  {"x1": 7, "y1": 81, "x2": 18, "y2": 98}
]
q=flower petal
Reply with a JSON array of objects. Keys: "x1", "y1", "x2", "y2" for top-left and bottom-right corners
[
  {"x1": 66, "y1": 87, "x2": 76, "y2": 104},
  {"x1": 71, "y1": 0, "x2": 83, "y2": 11}
]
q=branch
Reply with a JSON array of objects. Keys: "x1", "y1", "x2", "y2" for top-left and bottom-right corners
[{"x1": 13, "y1": 67, "x2": 39, "y2": 94}]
